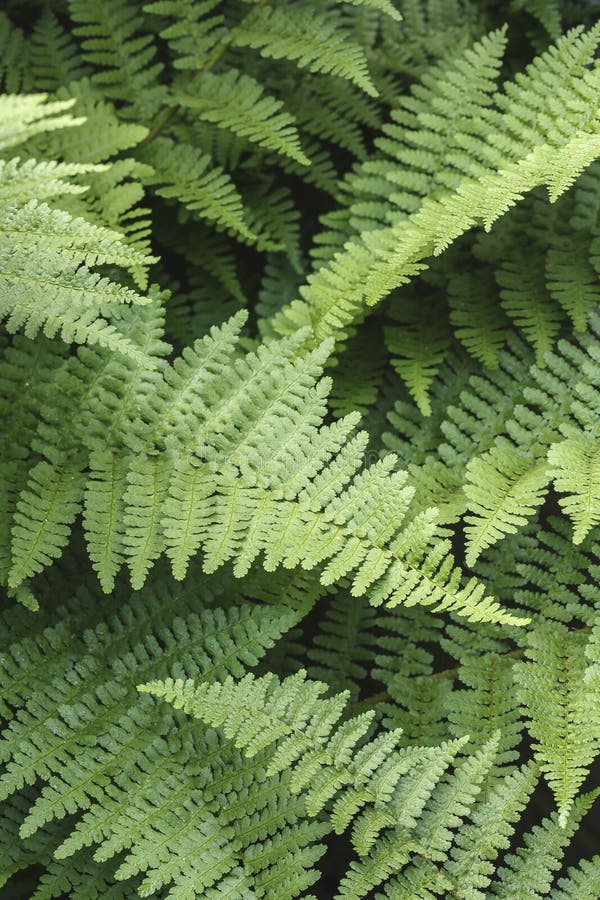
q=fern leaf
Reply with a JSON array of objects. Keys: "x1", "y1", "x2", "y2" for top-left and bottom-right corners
[
  {"x1": 385, "y1": 299, "x2": 451, "y2": 416},
  {"x1": 273, "y1": 25, "x2": 600, "y2": 345},
  {"x1": 140, "y1": 137, "x2": 253, "y2": 239},
  {"x1": 550, "y1": 856, "x2": 600, "y2": 899},
  {"x1": 8, "y1": 457, "x2": 86, "y2": 588},
  {"x1": 492, "y1": 792, "x2": 598, "y2": 898},
  {"x1": 176, "y1": 71, "x2": 310, "y2": 166},
  {"x1": 143, "y1": 0, "x2": 224, "y2": 70},
  {"x1": 463, "y1": 445, "x2": 551, "y2": 565},
  {"x1": 161, "y1": 457, "x2": 214, "y2": 580},
  {"x1": 496, "y1": 246, "x2": 562, "y2": 363},
  {"x1": 0, "y1": 93, "x2": 83, "y2": 150},
  {"x1": 123, "y1": 454, "x2": 169, "y2": 590},
  {"x1": 337, "y1": 0, "x2": 400, "y2": 18},
  {"x1": 0, "y1": 158, "x2": 99, "y2": 205},
  {"x1": 29, "y1": 8, "x2": 89, "y2": 91},
  {"x1": 514, "y1": 625, "x2": 600, "y2": 826},
  {"x1": 546, "y1": 235, "x2": 600, "y2": 333},
  {"x1": 232, "y1": 6, "x2": 377, "y2": 96},
  {"x1": 548, "y1": 433, "x2": 600, "y2": 545},
  {"x1": 445, "y1": 762, "x2": 538, "y2": 898},
  {"x1": 68, "y1": 0, "x2": 166, "y2": 113},
  {"x1": 83, "y1": 450, "x2": 128, "y2": 592},
  {"x1": 448, "y1": 270, "x2": 510, "y2": 368}
]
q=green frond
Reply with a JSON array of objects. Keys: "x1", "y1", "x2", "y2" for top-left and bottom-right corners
[
  {"x1": 546, "y1": 234, "x2": 600, "y2": 333},
  {"x1": 232, "y1": 5, "x2": 377, "y2": 96},
  {"x1": 0, "y1": 14, "x2": 33, "y2": 94},
  {"x1": 143, "y1": 0, "x2": 224, "y2": 71},
  {"x1": 176, "y1": 71, "x2": 310, "y2": 166},
  {"x1": 444, "y1": 762, "x2": 539, "y2": 897},
  {"x1": 512, "y1": 0, "x2": 562, "y2": 39},
  {"x1": 140, "y1": 137, "x2": 253, "y2": 239},
  {"x1": 448, "y1": 269, "x2": 510, "y2": 368},
  {"x1": 463, "y1": 445, "x2": 551, "y2": 565},
  {"x1": 0, "y1": 580, "x2": 299, "y2": 895},
  {"x1": 273, "y1": 25, "x2": 600, "y2": 345},
  {"x1": 492, "y1": 792, "x2": 599, "y2": 898},
  {"x1": 123, "y1": 454, "x2": 170, "y2": 590},
  {"x1": 67, "y1": 0, "x2": 166, "y2": 113},
  {"x1": 83, "y1": 450, "x2": 128, "y2": 592},
  {"x1": 329, "y1": 324, "x2": 386, "y2": 418},
  {"x1": 548, "y1": 432, "x2": 600, "y2": 545},
  {"x1": 0, "y1": 157, "x2": 95, "y2": 205},
  {"x1": 0, "y1": 93, "x2": 83, "y2": 150},
  {"x1": 338, "y1": 0, "x2": 400, "y2": 19},
  {"x1": 8, "y1": 456, "x2": 86, "y2": 589},
  {"x1": 448, "y1": 653, "x2": 523, "y2": 765},
  {"x1": 385, "y1": 294, "x2": 451, "y2": 415},
  {"x1": 514, "y1": 625, "x2": 600, "y2": 826},
  {"x1": 550, "y1": 856, "x2": 600, "y2": 899},
  {"x1": 3, "y1": 5, "x2": 600, "y2": 895},
  {"x1": 497, "y1": 244, "x2": 562, "y2": 363},
  {"x1": 29, "y1": 8, "x2": 89, "y2": 92},
  {"x1": 307, "y1": 591, "x2": 379, "y2": 698}
]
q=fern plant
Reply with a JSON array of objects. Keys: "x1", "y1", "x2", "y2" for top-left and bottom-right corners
[{"x1": 3, "y1": 1, "x2": 600, "y2": 897}]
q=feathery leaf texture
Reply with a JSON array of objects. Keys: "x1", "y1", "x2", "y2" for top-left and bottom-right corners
[{"x1": 3, "y1": 7, "x2": 600, "y2": 898}]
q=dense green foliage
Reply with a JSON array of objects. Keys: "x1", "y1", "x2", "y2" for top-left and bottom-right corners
[{"x1": 3, "y1": 0, "x2": 600, "y2": 897}]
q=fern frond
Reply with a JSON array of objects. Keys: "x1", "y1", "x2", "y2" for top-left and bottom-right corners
[
  {"x1": 512, "y1": 0, "x2": 561, "y2": 39},
  {"x1": 176, "y1": 71, "x2": 310, "y2": 166},
  {"x1": 29, "y1": 8, "x2": 89, "y2": 92},
  {"x1": 0, "y1": 93, "x2": 83, "y2": 150},
  {"x1": 140, "y1": 137, "x2": 253, "y2": 239},
  {"x1": 143, "y1": 0, "x2": 224, "y2": 70},
  {"x1": 448, "y1": 269, "x2": 510, "y2": 368},
  {"x1": 273, "y1": 25, "x2": 600, "y2": 345},
  {"x1": 546, "y1": 234, "x2": 600, "y2": 333},
  {"x1": 8, "y1": 456, "x2": 86, "y2": 589},
  {"x1": 0, "y1": 14, "x2": 33, "y2": 94},
  {"x1": 515, "y1": 625, "x2": 600, "y2": 826},
  {"x1": 0, "y1": 583, "x2": 299, "y2": 897},
  {"x1": 123, "y1": 454, "x2": 170, "y2": 590},
  {"x1": 550, "y1": 856, "x2": 600, "y2": 899},
  {"x1": 463, "y1": 445, "x2": 551, "y2": 566},
  {"x1": 444, "y1": 762, "x2": 538, "y2": 897},
  {"x1": 497, "y1": 245, "x2": 562, "y2": 363},
  {"x1": 492, "y1": 792, "x2": 599, "y2": 898},
  {"x1": 548, "y1": 433, "x2": 600, "y2": 545},
  {"x1": 232, "y1": 5, "x2": 377, "y2": 96},
  {"x1": 83, "y1": 450, "x2": 128, "y2": 593},
  {"x1": 67, "y1": 0, "x2": 166, "y2": 113},
  {"x1": 337, "y1": 0, "x2": 400, "y2": 19}
]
